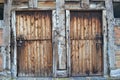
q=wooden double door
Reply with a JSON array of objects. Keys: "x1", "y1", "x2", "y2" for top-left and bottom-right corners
[
  {"x1": 16, "y1": 11, "x2": 103, "y2": 77},
  {"x1": 16, "y1": 11, "x2": 53, "y2": 77},
  {"x1": 70, "y1": 11, "x2": 103, "y2": 76}
]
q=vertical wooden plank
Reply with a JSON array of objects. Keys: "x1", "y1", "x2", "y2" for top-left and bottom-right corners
[
  {"x1": 45, "y1": 40, "x2": 48, "y2": 76},
  {"x1": 70, "y1": 12, "x2": 74, "y2": 40},
  {"x1": 46, "y1": 41, "x2": 49, "y2": 76},
  {"x1": 34, "y1": 41, "x2": 36, "y2": 76},
  {"x1": 39, "y1": 41, "x2": 42, "y2": 76},
  {"x1": 24, "y1": 15, "x2": 28, "y2": 76},
  {"x1": 78, "y1": 13, "x2": 81, "y2": 39},
  {"x1": 47, "y1": 12, "x2": 52, "y2": 39},
  {"x1": 42, "y1": 13, "x2": 45, "y2": 39},
  {"x1": 81, "y1": 13, "x2": 84, "y2": 40},
  {"x1": 89, "y1": 40, "x2": 92, "y2": 74},
  {"x1": 24, "y1": 42, "x2": 27, "y2": 76},
  {"x1": 50, "y1": 40, "x2": 52, "y2": 76},
  {"x1": 16, "y1": 14, "x2": 19, "y2": 37},
  {"x1": 88, "y1": 12, "x2": 92, "y2": 39},
  {"x1": 76, "y1": 40, "x2": 79, "y2": 75},
  {"x1": 84, "y1": 13, "x2": 87, "y2": 39},
  {"x1": 73, "y1": 17, "x2": 76, "y2": 39},
  {"x1": 19, "y1": 14, "x2": 23, "y2": 37},
  {"x1": 45, "y1": 13, "x2": 48, "y2": 39},
  {"x1": 43, "y1": 41, "x2": 46, "y2": 76},
  {"x1": 41, "y1": 41, "x2": 44, "y2": 76},
  {"x1": 71, "y1": 40, "x2": 75, "y2": 76},
  {"x1": 32, "y1": 13, "x2": 35, "y2": 39},
  {"x1": 78, "y1": 40, "x2": 81, "y2": 75},
  {"x1": 32, "y1": 41, "x2": 35, "y2": 76},
  {"x1": 89, "y1": 13, "x2": 92, "y2": 74}
]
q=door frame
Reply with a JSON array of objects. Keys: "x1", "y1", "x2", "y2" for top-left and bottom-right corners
[
  {"x1": 11, "y1": 10, "x2": 55, "y2": 78},
  {"x1": 66, "y1": 10, "x2": 108, "y2": 77}
]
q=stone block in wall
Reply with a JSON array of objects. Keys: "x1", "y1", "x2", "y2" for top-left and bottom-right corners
[
  {"x1": 0, "y1": 29, "x2": 3, "y2": 46},
  {"x1": 114, "y1": 27, "x2": 120, "y2": 45}
]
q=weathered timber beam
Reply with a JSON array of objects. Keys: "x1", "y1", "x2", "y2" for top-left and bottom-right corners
[
  {"x1": 105, "y1": 0, "x2": 115, "y2": 70},
  {"x1": 56, "y1": 0, "x2": 66, "y2": 73},
  {"x1": 3, "y1": 0, "x2": 12, "y2": 76}
]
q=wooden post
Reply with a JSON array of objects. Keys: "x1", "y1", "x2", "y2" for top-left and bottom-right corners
[
  {"x1": 33, "y1": 0, "x2": 38, "y2": 8},
  {"x1": 105, "y1": 0, "x2": 115, "y2": 71},
  {"x1": 66, "y1": 10, "x2": 71, "y2": 76},
  {"x1": 29, "y1": 0, "x2": 33, "y2": 8},
  {"x1": 11, "y1": 11, "x2": 17, "y2": 78},
  {"x1": 52, "y1": 10, "x2": 57, "y2": 77},
  {"x1": 56, "y1": 0, "x2": 66, "y2": 70},
  {"x1": 102, "y1": 10, "x2": 108, "y2": 76},
  {"x1": 3, "y1": 0, "x2": 12, "y2": 76}
]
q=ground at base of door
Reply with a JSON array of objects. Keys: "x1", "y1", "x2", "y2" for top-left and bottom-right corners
[{"x1": 0, "y1": 77, "x2": 120, "y2": 80}]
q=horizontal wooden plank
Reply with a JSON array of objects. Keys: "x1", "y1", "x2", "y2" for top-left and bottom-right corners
[
  {"x1": 38, "y1": 2, "x2": 55, "y2": 8},
  {"x1": 91, "y1": 0, "x2": 105, "y2": 1},
  {"x1": 13, "y1": 0, "x2": 28, "y2": 2},
  {"x1": 0, "y1": 0, "x2": 4, "y2": 3}
]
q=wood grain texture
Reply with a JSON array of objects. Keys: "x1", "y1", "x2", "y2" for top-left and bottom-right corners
[
  {"x1": 16, "y1": 11, "x2": 52, "y2": 77},
  {"x1": 70, "y1": 11, "x2": 103, "y2": 76}
]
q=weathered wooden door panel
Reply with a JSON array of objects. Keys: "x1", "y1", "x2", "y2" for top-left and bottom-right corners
[
  {"x1": 16, "y1": 11, "x2": 52, "y2": 77},
  {"x1": 70, "y1": 11, "x2": 103, "y2": 76}
]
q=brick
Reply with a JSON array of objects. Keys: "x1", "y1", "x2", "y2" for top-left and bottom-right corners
[
  {"x1": 0, "y1": 54, "x2": 3, "y2": 71},
  {"x1": 0, "y1": 29, "x2": 3, "y2": 46},
  {"x1": 114, "y1": 27, "x2": 120, "y2": 45},
  {"x1": 115, "y1": 51, "x2": 120, "y2": 68}
]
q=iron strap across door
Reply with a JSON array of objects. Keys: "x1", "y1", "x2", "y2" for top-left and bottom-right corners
[
  {"x1": 70, "y1": 11, "x2": 103, "y2": 76},
  {"x1": 16, "y1": 11, "x2": 53, "y2": 77}
]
